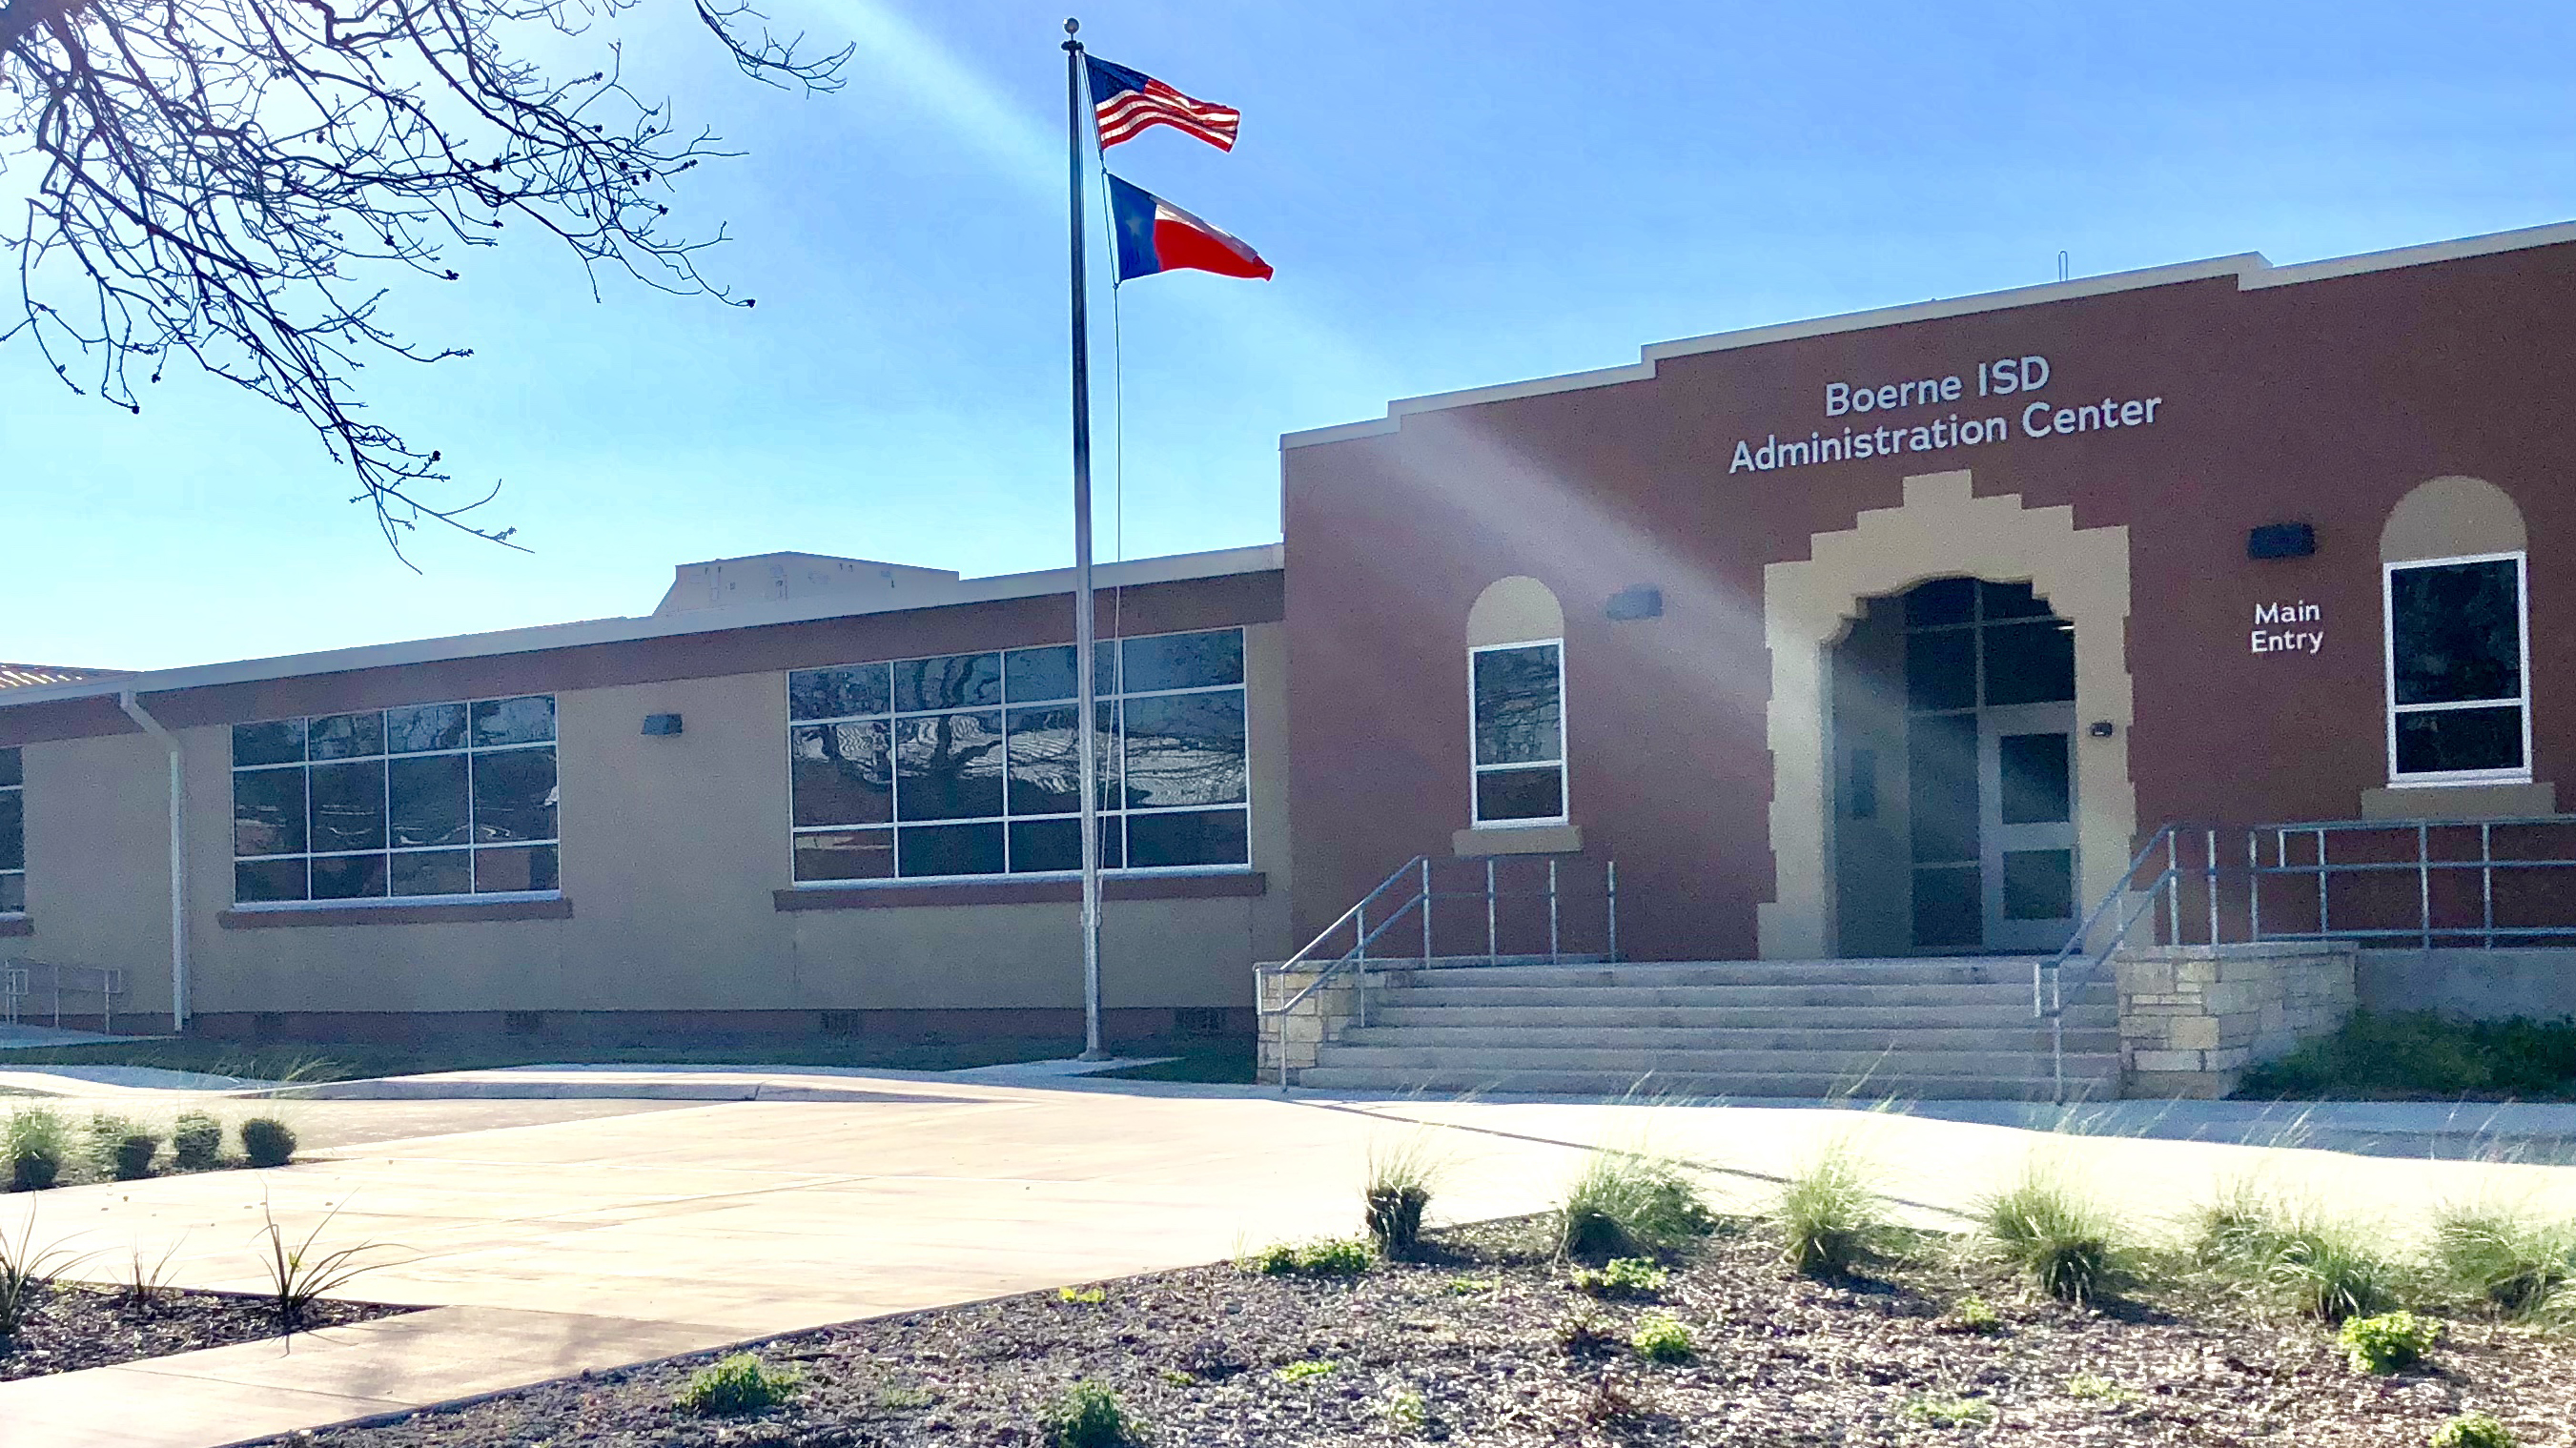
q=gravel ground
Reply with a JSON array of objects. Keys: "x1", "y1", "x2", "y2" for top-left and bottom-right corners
[
  {"x1": 276, "y1": 1218, "x2": 2573, "y2": 1447},
  {"x1": 1, "y1": 1281, "x2": 411, "y2": 1381}
]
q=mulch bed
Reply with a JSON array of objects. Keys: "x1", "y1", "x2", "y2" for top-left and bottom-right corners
[
  {"x1": 281, "y1": 1218, "x2": 2573, "y2": 1447},
  {"x1": 2, "y1": 1282, "x2": 411, "y2": 1381}
]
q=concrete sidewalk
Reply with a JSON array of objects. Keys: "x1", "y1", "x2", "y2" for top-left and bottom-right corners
[{"x1": 2, "y1": 1074, "x2": 2572, "y2": 1447}]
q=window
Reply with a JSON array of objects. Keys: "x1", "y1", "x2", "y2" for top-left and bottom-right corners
[
  {"x1": 2385, "y1": 552, "x2": 2531, "y2": 784},
  {"x1": 787, "y1": 628, "x2": 1249, "y2": 882},
  {"x1": 1470, "y1": 641, "x2": 1565, "y2": 825},
  {"x1": 0, "y1": 745, "x2": 21, "y2": 914},
  {"x1": 231, "y1": 696, "x2": 559, "y2": 904}
]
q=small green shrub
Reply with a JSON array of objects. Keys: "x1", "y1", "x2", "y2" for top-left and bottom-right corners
[
  {"x1": 1569, "y1": 1256, "x2": 1668, "y2": 1298},
  {"x1": 1246, "y1": 1236, "x2": 1373, "y2": 1277},
  {"x1": 1278, "y1": 1358, "x2": 1339, "y2": 1383},
  {"x1": 1363, "y1": 1132, "x2": 1446, "y2": 1257},
  {"x1": 1040, "y1": 1380, "x2": 1132, "y2": 1448},
  {"x1": 171, "y1": 1111, "x2": 224, "y2": 1171},
  {"x1": 677, "y1": 1352, "x2": 803, "y2": 1416},
  {"x1": 5, "y1": 1108, "x2": 69, "y2": 1193},
  {"x1": 1776, "y1": 1139, "x2": 1890, "y2": 1277},
  {"x1": 878, "y1": 1383, "x2": 934, "y2": 1409},
  {"x1": 2431, "y1": 1202, "x2": 2574, "y2": 1316},
  {"x1": 82, "y1": 1113, "x2": 144, "y2": 1173},
  {"x1": 1904, "y1": 1392, "x2": 1997, "y2": 1428},
  {"x1": 2429, "y1": 1412, "x2": 2518, "y2": 1448},
  {"x1": 1941, "y1": 1295, "x2": 2002, "y2": 1335},
  {"x1": 1629, "y1": 1311, "x2": 1692, "y2": 1362},
  {"x1": 1557, "y1": 1147, "x2": 1712, "y2": 1258},
  {"x1": 1446, "y1": 1276, "x2": 1501, "y2": 1295},
  {"x1": 1057, "y1": 1285, "x2": 1105, "y2": 1305},
  {"x1": 1381, "y1": 1386, "x2": 1429, "y2": 1433},
  {"x1": 2341, "y1": 1309, "x2": 2442, "y2": 1375},
  {"x1": 239, "y1": 1117, "x2": 297, "y2": 1170},
  {"x1": 112, "y1": 1132, "x2": 159, "y2": 1181},
  {"x1": 1556, "y1": 1310, "x2": 1622, "y2": 1357},
  {"x1": 2198, "y1": 1185, "x2": 2403, "y2": 1321},
  {"x1": 1979, "y1": 1166, "x2": 2126, "y2": 1304},
  {"x1": 2065, "y1": 1372, "x2": 2142, "y2": 1405},
  {"x1": 2239, "y1": 1010, "x2": 2576, "y2": 1099}
]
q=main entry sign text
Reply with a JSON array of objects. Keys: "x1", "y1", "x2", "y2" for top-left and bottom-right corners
[{"x1": 1728, "y1": 355, "x2": 2166, "y2": 475}]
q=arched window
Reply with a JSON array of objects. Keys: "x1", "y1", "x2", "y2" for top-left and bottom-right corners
[
  {"x1": 1465, "y1": 578, "x2": 1567, "y2": 826},
  {"x1": 2380, "y1": 477, "x2": 2531, "y2": 785}
]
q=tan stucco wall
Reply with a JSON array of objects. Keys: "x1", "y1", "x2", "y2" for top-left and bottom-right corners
[
  {"x1": 1762, "y1": 470, "x2": 2136, "y2": 959},
  {"x1": 2380, "y1": 475, "x2": 2526, "y2": 563},
  {"x1": 16, "y1": 622, "x2": 1290, "y2": 1021}
]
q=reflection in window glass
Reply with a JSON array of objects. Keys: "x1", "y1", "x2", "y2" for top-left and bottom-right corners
[
  {"x1": 1470, "y1": 642, "x2": 1565, "y2": 826},
  {"x1": 0, "y1": 746, "x2": 21, "y2": 913},
  {"x1": 789, "y1": 628, "x2": 1250, "y2": 881},
  {"x1": 230, "y1": 695, "x2": 561, "y2": 903},
  {"x1": 2388, "y1": 556, "x2": 2529, "y2": 782}
]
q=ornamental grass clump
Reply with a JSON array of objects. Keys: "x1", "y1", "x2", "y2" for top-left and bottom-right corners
[
  {"x1": 1362, "y1": 1133, "x2": 1447, "y2": 1258},
  {"x1": 239, "y1": 1116, "x2": 297, "y2": 1170},
  {"x1": 676, "y1": 1352, "x2": 803, "y2": 1416},
  {"x1": 1775, "y1": 1138, "x2": 1891, "y2": 1278},
  {"x1": 2195, "y1": 1182, "x2": 2403, "y2": 1321},
  {"x1": 0, "y1": 1210, "x2": 88, "y2": 1342},
  {"x1": 1978, "y1": 1164, "x2": 2127, "y2": 1305},
  {"x1": 5, "y1": 1107, "x2": 69, "y2": 1193},
  {"x1": 83, "y1": 1114, "x2": 160, "y2": 1181},
  {"x1": 2340, "y1": 1309, "x2": 2443, "y2": 1375},
  {"x1": 2430, "y1": 1200, "x2": 2575, "y2": 1317},
  {"x1": 170, "y1": 1111, "x2": 224, "y2": 1171},
  {"x1": 1556, "y1": 1146, "x2": 1712, "y2": 1260},
  {"x1": 1039, "y1": 1380, "x2": 1133, "y2": 1448}
]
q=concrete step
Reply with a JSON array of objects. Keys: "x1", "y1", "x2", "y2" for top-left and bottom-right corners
[
  {"x1": 1364, "y1": 1004, "x2": 2116, "y2": 1030},
  {"x1": 1378, "y1": 958, "x2": 2050, "y2": 989},
  {"x1": 1289, "y1": 1066, "x2": 2120, "y2": 1101},
  {"x1": 1329, "y1": 1024, "x2": 2122, "y2": 1053},
  {"x1": 1308, "y1": 1043, "x2": 2114, "y2": 1076},
  {"x1": 1381, "y1": 983, "x2": 2112, "y2": 1010}
]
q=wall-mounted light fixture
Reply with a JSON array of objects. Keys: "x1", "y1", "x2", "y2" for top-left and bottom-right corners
[
  {"x1": 1605, "y1": 584, "x2": 1663, "y2": 622},
  {"x1": 2088, "y1": 721, "x2": 2116, "y2": 739},
  {"x1": 2247, "y1": 522, "x2": 2317, "y2": 560},
  {"x1": 642, "y1": 713, "x2": 684, "y2": 737}
]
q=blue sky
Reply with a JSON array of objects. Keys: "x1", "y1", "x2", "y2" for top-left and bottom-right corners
[{"x1": 6, "y1": 1, "x2": 2574, "y2": 669}]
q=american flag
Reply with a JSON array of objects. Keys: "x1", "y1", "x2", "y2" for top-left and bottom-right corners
[{"x1": 1087, "y1": 56, "x2": 1239, "y2": 152}]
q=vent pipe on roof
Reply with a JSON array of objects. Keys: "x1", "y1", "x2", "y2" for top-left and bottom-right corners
[{"x1": 116, "y1": 690, "x2": 187, "y2": 1033}]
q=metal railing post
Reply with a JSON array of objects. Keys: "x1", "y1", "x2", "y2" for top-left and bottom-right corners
[
  {"x1": 1421, "y1": 857, "x2": 1433, "y2": 965},
  {"x1": 2205, "y1": 827, "x2": 2219, "y2": 945},
  {"x1": 2482, "y1": 823, "x2": 2496, "y2": 948},
  {"x1": 2316, "y1": 827, "x2": 2330, "y2": 939},
  {"x1": 1355, "y1": 900, "x2": 1368, "y2": 1029},
  {"x1": 1606, "y1": 860, "x2": 1619, "y2": 963},
  {"x1": 2418, "y1": 821, "x2": 2433, "y2": 948},
  {"x1": 1547, "y1": 859, "x2": 1560, "y2": 964},
  {"x1": 1486, "y1": 858, "x2": 1499, "y2": 966},
  {"x1": 2163, "y1": 831, "x2": 2179, "y2": 946}
]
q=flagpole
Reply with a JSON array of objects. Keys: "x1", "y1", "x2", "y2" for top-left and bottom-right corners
[{"x1": 1064, "y1": 17, "x2": 1105, "y2": 1062}]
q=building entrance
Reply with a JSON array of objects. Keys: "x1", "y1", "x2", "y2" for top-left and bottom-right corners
[{"x1": 1830, "y1": 578, "x2": 2078, "y2": 955}]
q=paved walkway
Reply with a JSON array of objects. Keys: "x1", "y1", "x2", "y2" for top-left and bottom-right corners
[{"x1": 3, "y1": 1073, "x2": 2573, "y2": 1447}]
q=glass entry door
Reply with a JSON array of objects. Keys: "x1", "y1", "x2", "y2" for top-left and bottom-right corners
[{"x1": 1982, "y1": 704, "x2": 2077, "y2": 950}]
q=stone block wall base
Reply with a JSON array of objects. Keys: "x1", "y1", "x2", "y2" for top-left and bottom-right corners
[
  {"x1": 2115, "y1": 940, "x2": 2357, "y2": 1101},
  {"x1": 2125, "y1": 1069, "x2": 2240, "y2": 1101}
]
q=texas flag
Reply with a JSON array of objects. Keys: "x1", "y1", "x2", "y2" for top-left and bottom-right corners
[{"x1": 1106, "y1": 173, "x2": 1272, "y2": 283}]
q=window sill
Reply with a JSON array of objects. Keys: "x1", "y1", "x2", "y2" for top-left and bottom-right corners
[
  {"x1": 2358, "y1": 781, "x2": 2556, "y2": 822},
  {"x1": 1453, "y1": 824, "x2": 1584, "y2": 857},
  {"x1": 0, "y1": 914, "x2": 29, "y2": 938},
  {"x1": 218, "y1": 894, "x2": 573, "y2": 928},
  {"x1": 775, "y1": 870, "x2": 1266, "y2": 911}
]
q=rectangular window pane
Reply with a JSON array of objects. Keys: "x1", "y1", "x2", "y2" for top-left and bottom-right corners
[
  {"x1": 791, "y1": 721, "x2": 893, "y2": 826},
  {"x1": 1912, "y1": 865, "x2": 1980, "y2": 948},
  {"x1": 794, "y1": 828, "x2": 895, "y2": 882},
  {"x1": 894, "y1": 653, "x2": 1002, "y2": 712},
  {"x1": 311, "y1": 853, "x2": 389, "y2": 901},
  {"x1": 2002, "y1": 849, "x2": 2075, "y2": 921},
  {"x1": 1126, "y1": 808, "x2": 1247, "y2": 867},
  {"x1": 1005, "y1": 704, "x2": 1117, "y2": 815},
  {"x1": 0, "y1": 790, "x2": 19, "y2": 872},
  {"x1": 1005, "y1": 817, "x2": 1121, "y2": 871},
  {"x1": 897, "y1": 821, "x2": 1004, "y2": 878},
  {"x1": 1120, "y1": 692, "x2": 1247, "y2": 809},
  {"x1": 789, "y1": 663, "x2": 891, "y2": 722},
  {"x1": 1904, "y1": 629, "x2": 1976, "y2": 712},
  {"x1": 0, "y1": 873, "x2": 22, "y2": 914},
  {"x1": 234, "y1": 768, "x2": 307, "y2": 857},
  {"x1": 1982, "y1": 622, "x2": 2075, "y2": 706},
  {"x1": 471, "y1": 745, "x2": 558, "y2": 844},
  {"x1": 471, "y1": 695, "x2": 556, "y2": 747},
  {"x1": 1978, "y1": 580, "x2": 2052, "y2": 621},
  {"x1": 1004, "y1": 645, "x2": 1077, "y2": 704},
  {"x1": 1998, "y1": 733, "x2": 2073, "y2": 825},
  {"x1": 474, "y1": 844, "x2": 560, "y2": 893},
  {"x1": 2396, "y1": 705, "x2": 2525, "y2": 776},
  {"x1": 1905, "y1": 578, "x2": 1976, "y2": 627},
  {"x1": 386, "y1": 702, "x2": 468, "y2": 754},
  {"x1": 235, "y1": 858, "x2": 307, "y2": 903},
  {"x1": 1475, "y1": 765, "x2": 1563, "y2": 823},
  {"x1": 307, "y1": 711, "x2": 385, "y2": 761},
  {"x1": 390, "y1": 849, "x2": 473, "y2": 897},
  {"x1": 1472, "y1": 644, "x2": 1561, "y2": 766},
  {"x1": 2393, "y1": 560, "x2": 2522, "y2": 706},
  {"x1": 308, "y1": 759, "x2": 388, "y2": 854},
  {"x1": 389, "y1": 753, "x2": 471, "y2": 846},
  {"x1": 232, "y1": 720, "x2": 305, "y2": 766},
  {"x1": 893, "y1": 712, "x2": 1005, "y2": 821},
  {"x1": 1908, "y1": 712, "x2": 1977, "y2": 864},
  {"x1": 0, "y1": 746, "x2": 20, "y2": 787},
  {"x1": 1122, "y1": 630, "x2": 1244, "y2": 693}
]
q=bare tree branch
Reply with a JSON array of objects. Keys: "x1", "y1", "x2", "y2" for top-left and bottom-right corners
[{"x1": 0, "y1": 0, "x2": 848, "y2": 561}]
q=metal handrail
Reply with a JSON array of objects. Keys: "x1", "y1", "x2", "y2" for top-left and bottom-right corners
[{"x1": 1, "y1": 957, "x2": 128, "y2": 1035}]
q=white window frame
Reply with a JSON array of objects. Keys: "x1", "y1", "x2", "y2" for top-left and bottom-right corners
[
  {"x1": 228, "y1": 696, "x2": 563, "y2": 908},
  {"x1": 0, "y1": 745, "x2": 22, "y2": 916},
  {"x1": 2382, "y1": 549, "x2": 2534, "y2": 787},
  {"x1": 1467, "y1": 638, "x2": 1569, "y2": 828},
  {"x1": 785, "y1": 626, "x2": 1255, "y2": 887}
]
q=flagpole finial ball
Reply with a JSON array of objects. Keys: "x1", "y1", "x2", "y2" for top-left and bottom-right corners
[{"x1": 1064, "y1": 17, "x2": 1078, "y2": 34}]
